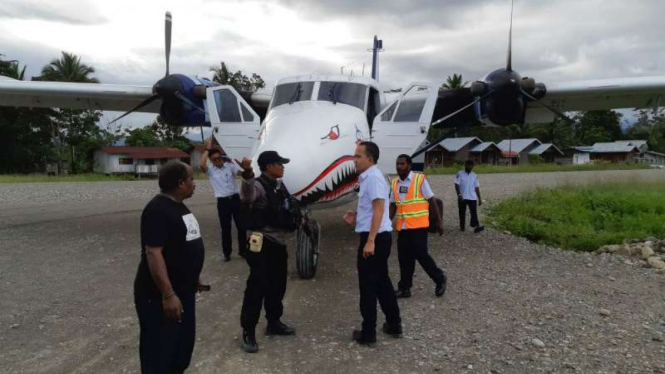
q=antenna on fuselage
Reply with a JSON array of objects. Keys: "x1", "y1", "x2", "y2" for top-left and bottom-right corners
[{"x1": 370, "y1": 36, "x2": 384, "y2": 81}]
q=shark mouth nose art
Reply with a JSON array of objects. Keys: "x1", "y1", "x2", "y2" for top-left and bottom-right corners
[{"x1": 293, "y1": 156, "x2": 359, "y2": 206}]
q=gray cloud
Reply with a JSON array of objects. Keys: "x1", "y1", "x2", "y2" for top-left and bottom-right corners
[{"x1": 0, "y1": 0, "x2": 107, "y2": 24}]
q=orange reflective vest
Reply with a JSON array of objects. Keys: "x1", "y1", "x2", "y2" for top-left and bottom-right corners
[{"x1": 392, "y1": 173, "x2": 429, "y2": 231}]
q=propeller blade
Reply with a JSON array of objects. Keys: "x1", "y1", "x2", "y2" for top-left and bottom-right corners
[
  {"x1": 431, "y1": 89, "x2": 495, "y2": 127},
  {"x1": 165, "y1": 11, "x2": 172, "y2": 77},
  {"x1": 174, "y1": 91, "x2": 206, "y2": 113},
  {"x1": 108, "y1": 94, "x2": 160, "y2": 125},
  {"x1": 506, "y1": 0, "x2": 514, "y2": 71},
  {"x1": 520, "y1": 88, "x2": 575, "y2": 124}
]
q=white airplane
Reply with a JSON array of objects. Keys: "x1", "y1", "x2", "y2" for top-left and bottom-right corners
[{"x1": 2, "y1": 11, "x2": 665, "y2": 279}]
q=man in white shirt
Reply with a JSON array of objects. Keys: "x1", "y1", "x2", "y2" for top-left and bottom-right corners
[
  {"x1": 454, "y1": 160, "x2": 484, "y2": 233},
  {"x1": 200, "y1": 137, "x2": 247, "y2": 261},
  {"x1": 344, "y1": 141, "x2": 402, "y2": 346}
]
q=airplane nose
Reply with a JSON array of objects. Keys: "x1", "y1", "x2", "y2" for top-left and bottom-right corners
[{"x1": 253, "y1": 102, "x2": 368, "y2": 205}]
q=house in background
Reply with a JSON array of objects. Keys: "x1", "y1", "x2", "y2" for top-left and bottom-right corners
[
  {"x1": 94, "y1": 147, "x2": 190, "y2": 175},
  {"x1": 496, "y1": 138, "x2": 542, "y2": 165},
  {"x1": 529, "y1": 143, "x2": 564, "y2": 163},
  {"x1": 425, "y1": 137, "x2": 482, "y2": 167},
  {"x1": 469, "y1": 142, "x2": 501, "y2": 165}
]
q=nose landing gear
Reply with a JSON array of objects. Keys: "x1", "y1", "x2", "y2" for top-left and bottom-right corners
[{"x1": 296, "y1": 210, "x2": 320, "y2": 279}]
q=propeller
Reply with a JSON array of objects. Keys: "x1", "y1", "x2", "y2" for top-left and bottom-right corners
[
  {"x1": 430, "y1": 89, "x2": 496, "y2": 127},
  {"x1": 506, "y1": 0, "x2": 514, "y2": 72},
  {"x1": 520, "y1": 88, "x2": 575, "y2": 124},
  {"x1": 165, "y1": 11, "x2": 172, "y2": 77}
]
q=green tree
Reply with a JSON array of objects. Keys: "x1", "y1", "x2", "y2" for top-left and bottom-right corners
[
  {"x1": 125, "y1": 127, "x2": 160, "y2": 147},
  {"x1": 37, "y1": 52, "x2": 102, "y2": 173},
  {"x1": 125, "y1": 116, "x2": 191, "y2": 150},
  {"x1": 210, "y1": 62, "x2": 265, "y2": 93},
  {"x1": 440, "y1": 73, "x2": 468, "y2": 90},
  {"x1": 626, "y1": 107, "x2": 665, "y2": 153},
  {"x1": 572, "y1": 110, "x2": 623, "y2": 145},
  {"x1": 0, "y1": 55, "x2": 56, "y2": 173}
]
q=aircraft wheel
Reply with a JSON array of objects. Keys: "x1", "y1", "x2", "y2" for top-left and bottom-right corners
[{"x1": 296, "y1": 219, "x2": 319, "y2": 279}]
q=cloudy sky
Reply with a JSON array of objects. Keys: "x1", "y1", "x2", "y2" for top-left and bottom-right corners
[{"x1": 1, "y1": 0, "x2": 664, "y2": 129}]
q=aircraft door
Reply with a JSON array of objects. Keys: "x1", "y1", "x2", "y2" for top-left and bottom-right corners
[
  {"x1": 206, "y1": 86, "x2": 261, "y2": 160},
  {"x1": 371, "y1": 84, "x2": 437, "y2": 174}
]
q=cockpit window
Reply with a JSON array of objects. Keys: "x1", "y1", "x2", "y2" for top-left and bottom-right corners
[
  {"x1": 270, "y1": 82, "x2": 314, "y2": 109},
  {"x1": 318, "y1": 82, "x2": 367, "y2": 111}
]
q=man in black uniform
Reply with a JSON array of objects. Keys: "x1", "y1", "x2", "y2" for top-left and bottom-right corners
[
  {"x1": 134, "y1": 161, "x2": 208, "y2": 374},
  {"x1": 235, "y1": 151, "x2": 298, "y2": 353}
]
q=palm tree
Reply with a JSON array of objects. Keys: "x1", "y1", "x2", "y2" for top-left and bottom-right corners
[
  {"x1": 440, "y1": 73, "x2": 468, "y2": 90},
  {"x1": 40, "y1": 51, "x2": 99, "y2": 83},
  {"x1": 210, "y1": 62, "x2": 230, "y2": 85}
]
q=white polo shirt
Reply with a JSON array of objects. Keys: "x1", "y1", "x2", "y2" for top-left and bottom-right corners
[
  {"x1": 207, "y1": 161, "x2": 241, "y2": 198},
  {"x1": 390, "y1": 171, "x2": 435, "y2": 230},
  {"x1": 454, "y1": 170, "x2": 480, "y2": 200},
  {"x1": 355, "y1": 165, "x2": 393, "y2": 233}
]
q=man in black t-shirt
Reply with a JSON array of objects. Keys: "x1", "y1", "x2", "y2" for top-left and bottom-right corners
[{"x1": 134, "y1": 161, "x2": 207, "y2": 374}]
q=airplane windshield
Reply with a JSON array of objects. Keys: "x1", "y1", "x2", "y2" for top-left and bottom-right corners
[
  {"x1": 270, "y1": 82, "x2": 314, "y2": 109},
  {"x1": 318, "y1": 82, "x2": 367, "y2": 111}
]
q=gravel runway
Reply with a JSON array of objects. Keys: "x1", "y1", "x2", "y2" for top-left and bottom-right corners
[{"x1": 1, "y1": 169, "x2": 664, "y2": 374}]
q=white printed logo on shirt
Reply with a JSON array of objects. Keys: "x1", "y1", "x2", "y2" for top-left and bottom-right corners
[{"x1": 182, "y1": 213, "x2": 201, "y2": 241}]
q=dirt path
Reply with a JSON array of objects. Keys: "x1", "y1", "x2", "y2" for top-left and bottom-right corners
[{"x1": 1, "y1": 169, "x2": 664, "y2": 373}]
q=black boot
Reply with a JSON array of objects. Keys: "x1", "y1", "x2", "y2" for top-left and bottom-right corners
[
  {"x1": 382, "y1": 322, "x2": 403, "y2": 338},
  {"x1": 395, "y1": 289, "x2": 411, "y2": 299},
  {"x1": 266, "y1": 321, "x2": 296, "y2": 336},
  {"x1": 352, "y1": 329, "x2": 377, "y2": 346},
  {"x1": 242, "y1": 330, "x2": 258, "y2": 353},
  {"x1": 435, "y1": 275, "x2": 447, "y2": 297}
]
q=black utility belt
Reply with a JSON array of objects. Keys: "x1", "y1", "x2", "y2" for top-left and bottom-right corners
[{"x1": 217, "y1": 194, "x2": 239, "y2": 200}]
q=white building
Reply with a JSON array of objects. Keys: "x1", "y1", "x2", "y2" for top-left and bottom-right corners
[{"x1": 93, "y1": 147, "x2": 190, "y2": 175}]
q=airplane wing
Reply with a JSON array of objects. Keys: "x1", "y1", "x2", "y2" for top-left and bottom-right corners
[
  {"x1": 525, "y1": 75, "x2": 665, "y2": 123},
  {"x1": 0, "y1": 76, "x2": 160, "y2": 113}
]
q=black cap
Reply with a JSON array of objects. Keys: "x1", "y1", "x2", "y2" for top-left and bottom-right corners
[{"x1": 257, "y1": 150, "x2": 290, "y2": 168}]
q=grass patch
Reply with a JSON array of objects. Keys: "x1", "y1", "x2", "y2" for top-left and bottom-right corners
[
  {"x1": 0, "y1": 174, "x2": 140, "y2": 183},
  {"x1": 486, "y1": 182, "x2": 665, "y2": 251},
  {"x1": 426, "y1": 163, "x2": 651, "y2": 175}
]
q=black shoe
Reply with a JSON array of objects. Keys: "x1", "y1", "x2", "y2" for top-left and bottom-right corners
[
  {"x1": 474, "y1": 226, "x2": 485, "y2": 233},
  {"x1": 460, "y1": 227, "x2": 465, "y2": 232},
  {"x1": 266, "y1": 321, "x2": 296, "y2": 336},
  {"x1": 352, "y1": 329, "x2": 376, "y2": 346},
  {"x1": 382, "y1": 323, "x2": 403, "y2": 338},
  {"x1": 223, "y1": 255, "x2": 231, "y2": 262},
  {"x1": 239, "y1": 251, "x2": 247, "y2": 259},
  {"x1": 242, "y1": 330, "x2": 258, "y2": 353},
  {"x1": 435, "y1": 276, "x2": 447, "y2": 297},
  {"x1": 395, "y1": 289, "x2": 411, "y2": 299}
]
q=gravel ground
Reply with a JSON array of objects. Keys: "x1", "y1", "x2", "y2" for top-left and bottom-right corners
[{"x1": 1, "y1": 169, "x2": 664, "y2": 374}]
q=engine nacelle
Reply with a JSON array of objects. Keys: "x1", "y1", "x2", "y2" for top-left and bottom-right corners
[{"x1": 152, "y1": 74, "x2": 215, "y2": 126}]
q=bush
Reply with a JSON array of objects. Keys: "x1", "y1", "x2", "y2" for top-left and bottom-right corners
[{"x1": 487, "y1": 182, "x2": 665, "y2": 251}]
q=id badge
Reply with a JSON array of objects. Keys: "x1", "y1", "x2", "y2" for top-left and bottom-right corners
[{"x1": 249, "y1": 232, "x2": 263, "y2": 253}]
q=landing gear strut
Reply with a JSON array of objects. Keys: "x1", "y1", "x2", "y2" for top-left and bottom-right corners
[{"x1": 296, "y1": 210, "x2": 319, "y2": 279}]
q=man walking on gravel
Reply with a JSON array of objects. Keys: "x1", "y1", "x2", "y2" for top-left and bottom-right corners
[
  {"x1": 390, "y1": 154, "x2": 447, "y2": 299},
  {"x1": 200, "y1": 137, "x2": 247, "y2": 262},
  {"x1": 134, "y1": 161, "x2": 209, "y2": 374},
  {"x1": 344, "y1": 141, "x2": 402, "y2": 346},
  {"x1": 455, "y1": 160, "x2": 484, "y2": 233}
]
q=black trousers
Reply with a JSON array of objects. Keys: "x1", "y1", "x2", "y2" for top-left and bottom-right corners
[
  {"x1": 458, "y1": 199, "x2": 480, "y2": 230},
  {"x1": 397, "y1": 228, "x2": 445, "y2": 291},
  {"x1": 357, "y1": 232, "x2": 401, "y2": 335},
  {"x1": 135, "y1": 294, "x2": 196, "y2": 374},
  {"x1": 240, "y1": 238, "x2": 288, "y2": 333},
  {"x1": 216, "y1": 194, "x2": 247, "y2": 257}
]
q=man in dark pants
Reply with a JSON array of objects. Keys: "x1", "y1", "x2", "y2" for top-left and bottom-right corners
[
  {"x1": 236, "y1": 151, "x2": 298, "y2": 353},
  {"x1": 134, "y1": 161, "x2": 209, "y2": 374},
  {"x1": 200, "y1": 137, "x2": 247, "y2": 262},
  {"x1": 389, "y1": 154, "x2": 446, "y2": 299},
  {"x1": 344, "y1": 141, "x2": 402, "y2": 346},
  {"x1": 455, "y1": 160, "x2": 484, "y2": 233}
]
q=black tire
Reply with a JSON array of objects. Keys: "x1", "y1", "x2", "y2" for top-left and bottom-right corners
[{"x1": 296, "y1": 220, "x2": 319, "y2": 279}]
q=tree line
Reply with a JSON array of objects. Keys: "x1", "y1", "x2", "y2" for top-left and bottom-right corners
[{"x1": 0, "y1": 53, "x2": 265, "y2": 174}]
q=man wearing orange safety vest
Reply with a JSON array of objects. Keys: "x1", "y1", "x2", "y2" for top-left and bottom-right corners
[{"x1": 389, "y1": 154, "x2": 447, "y2": 299}]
